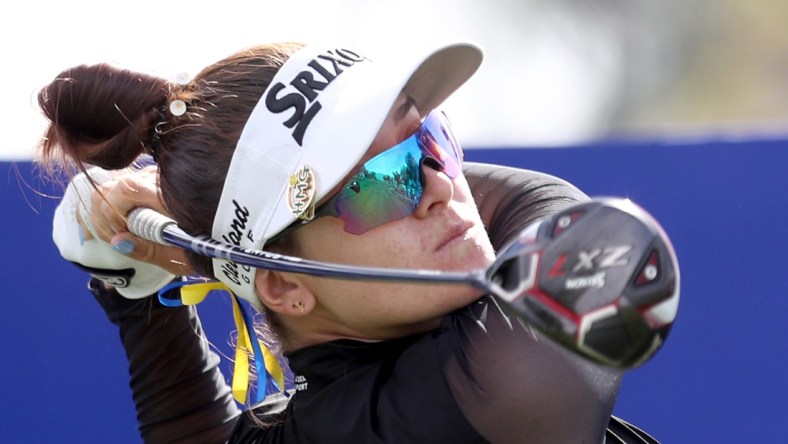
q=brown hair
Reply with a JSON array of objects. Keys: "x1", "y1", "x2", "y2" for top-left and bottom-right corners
[{"x1": 38, "y1": 42, "x2": 304, "y2": 278}]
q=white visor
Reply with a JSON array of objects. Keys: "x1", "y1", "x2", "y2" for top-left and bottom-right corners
[{"x1": 211, "y1": 41, "x2": 483, "y2": 308}]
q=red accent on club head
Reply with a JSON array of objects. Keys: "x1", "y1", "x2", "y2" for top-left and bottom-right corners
[{"x1": 548, "y1": 254, "x2": 568, "y2": 277}]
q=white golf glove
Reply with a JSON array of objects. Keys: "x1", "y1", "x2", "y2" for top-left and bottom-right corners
[{"x1": 53, "y1": 167, "x2": 175, "y2": 299}]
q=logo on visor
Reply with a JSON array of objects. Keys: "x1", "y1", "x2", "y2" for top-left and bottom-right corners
[
  {"x1": 219, "y1": 199, "x2": 253, "y2": 286},
  {"x1": 265, "y1": 49, "x2": 368, "y2": 146},
  {"x1": 288, "y1": 165, "x2": 317, "y2": 221}
]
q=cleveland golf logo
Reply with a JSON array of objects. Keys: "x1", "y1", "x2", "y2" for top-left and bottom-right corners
[
  {"x1": 221, "y1": 199, "x2": 251, "y2": 246},
  {"x1": 220, "y1": 199, "x2": 252, "y2": 286},
  {"x1": 265, "y1": 48, "x2": 368, "y2": 145}
]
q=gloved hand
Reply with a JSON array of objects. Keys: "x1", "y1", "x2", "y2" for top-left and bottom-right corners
[{"x1": 53, "y1": 167, "x2": 176, "y2": 299}]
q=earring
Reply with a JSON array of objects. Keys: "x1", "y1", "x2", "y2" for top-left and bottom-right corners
[{"x1": 294, "y1": 301, "x2": 305, "y2": 312}]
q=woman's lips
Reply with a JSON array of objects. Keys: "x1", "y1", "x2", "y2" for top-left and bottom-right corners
[{"x1": 434, "y1": 221, "x2": 473, "y2": 252}]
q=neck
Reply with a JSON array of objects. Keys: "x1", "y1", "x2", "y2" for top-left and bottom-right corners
[{"x1": 278, "y1": 313, "x2": 442, "y2": 353}]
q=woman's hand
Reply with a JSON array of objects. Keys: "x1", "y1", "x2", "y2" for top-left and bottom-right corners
[
  {"x1": 53, "y1": 165, "x2": 194, "y2": 298},
  {"x1": 77, "y1": 166, "x2": 194, "y2": 276}
]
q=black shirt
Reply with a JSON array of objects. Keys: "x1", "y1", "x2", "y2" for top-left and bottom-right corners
[
  {"x1": 230, "y1": 295, "x2": 659, "y2": 443},
  {"x1": 87, "y1": 163, "x2": 661, "y2": 443}
]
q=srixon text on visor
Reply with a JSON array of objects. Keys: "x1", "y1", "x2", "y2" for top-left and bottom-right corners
[
  {"x1": 264, "y1": 48, "x2": 368, "y2": 145},
  {"x1": 219, "y1": 49, "x2": 368, "y2": 286}
]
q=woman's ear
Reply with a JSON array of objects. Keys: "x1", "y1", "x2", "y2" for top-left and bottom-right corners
[{"x1": 254, "y1": 270, "x2": 315, "y2": 317}]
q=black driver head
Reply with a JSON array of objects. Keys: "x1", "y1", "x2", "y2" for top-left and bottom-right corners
[{"x1": 487, "y1": 198, "x2": 679, "y2": 368}]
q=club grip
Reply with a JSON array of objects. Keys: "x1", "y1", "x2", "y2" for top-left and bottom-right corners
[{"x1": 127, "y1": 208, "x2": 176, "y2": 245}]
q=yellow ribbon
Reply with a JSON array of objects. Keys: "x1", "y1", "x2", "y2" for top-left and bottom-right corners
[{"x1": 174, "y1": 281, "x2": 286, "y2": 404}]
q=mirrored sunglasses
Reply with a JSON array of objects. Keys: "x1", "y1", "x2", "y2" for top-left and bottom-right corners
[{"x1": 279, "y1": 110, "x2": 464, "y2": 239}]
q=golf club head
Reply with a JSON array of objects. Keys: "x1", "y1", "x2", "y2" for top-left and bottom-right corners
[{"x1": 486, "y1": 198, "x2": 679, "y2": 369}]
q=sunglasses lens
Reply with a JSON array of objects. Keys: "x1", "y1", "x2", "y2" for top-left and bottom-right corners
[
  {"x1": 332, "y1": 111, "x2": 463, "y2": 234},
  {"x1": 417, "y1": 111, "x2": 463, "y2": 178},
  {"x1": 333, "y1": 142, "x2": 420, "y2": 234}
]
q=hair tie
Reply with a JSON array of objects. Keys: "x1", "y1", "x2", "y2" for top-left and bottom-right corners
[
  {"x1": 149, "y1": 129, "x2": 162, "y2": 162},
  {"x1": 147, "y1": 105, "x2": 168, "y2": 162},
  {"x1": 149, "y1": 96, "x2": 188, "y2": 162}
]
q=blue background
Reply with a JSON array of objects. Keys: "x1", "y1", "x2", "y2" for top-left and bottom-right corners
[{"x1": 1, "y1": 138, "x2": 786, "y2": 442}]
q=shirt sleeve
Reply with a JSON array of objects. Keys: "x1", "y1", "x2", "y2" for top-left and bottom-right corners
[
  {"x1": 463, "y1": 161, "x2": 590, "y2": 250},
  {"x1": 88, "y1": 278, "x2": 241, "y2": 443},
  {"x1": 451, "y1": 162, "x2": 624, "y2": 442},
  {"x1": 442, "y1": 296, "x2": 623, "y2": 442}
]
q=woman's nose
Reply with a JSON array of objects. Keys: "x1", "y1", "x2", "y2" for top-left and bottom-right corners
[{"x1": 412, "y1": 161, "x2": 454, "y2": 218}]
